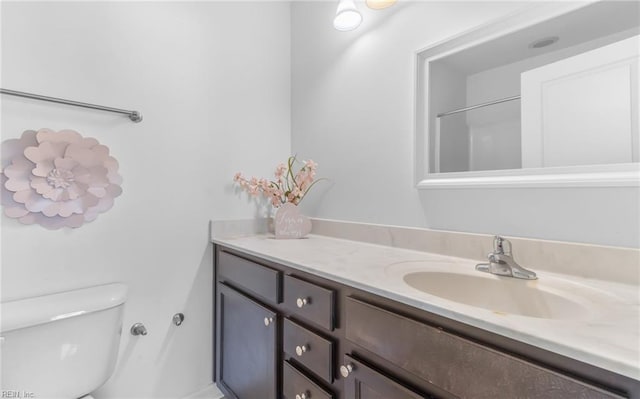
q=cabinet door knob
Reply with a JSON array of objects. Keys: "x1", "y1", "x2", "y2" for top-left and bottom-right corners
[
  {"x1": 295, "y1": 391, "x2": 310, "y2": 399},
  {"x1": 295, "y1": 344, "x2": 309, "y2": 356},
  {"x1": 296, "y1": 297, "x2": 309, "y2": 308},
  {"x1": 264, "y1": 316, "x2": 274, "y2": 326},
  {"x1": 340, "y1": 363, "x2": 354, "y2": 378}
]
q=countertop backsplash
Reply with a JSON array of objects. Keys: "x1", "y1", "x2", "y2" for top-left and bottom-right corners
[{"x1": 211, "y1": 218, "x2": 640, "y2": 285}]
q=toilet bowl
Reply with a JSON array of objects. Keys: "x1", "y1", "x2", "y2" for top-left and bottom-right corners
[{"x1": 0, "y1": 283, "x2": 128, "y2": 399}]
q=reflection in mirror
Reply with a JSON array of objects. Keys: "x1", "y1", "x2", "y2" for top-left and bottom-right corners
[
  {"x1": 419, "y1": 1, "x2": 639, "y2": 181},
  {"x1": 435, "y1": 99, "x2": 521, "y2": 173}
]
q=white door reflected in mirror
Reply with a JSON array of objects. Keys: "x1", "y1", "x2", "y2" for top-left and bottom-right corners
[{"x1": 521, "y1": 36, "x2": 638, "y2": 168}]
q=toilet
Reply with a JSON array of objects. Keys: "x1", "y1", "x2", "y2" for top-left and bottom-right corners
[{"x1": 0, "y1": 283, "x2": 128, "y2": 399}]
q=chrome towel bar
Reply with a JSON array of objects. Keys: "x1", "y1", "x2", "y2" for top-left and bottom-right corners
[{"x1": 1, "y1": 88, "x2": 142, "y2": 123}]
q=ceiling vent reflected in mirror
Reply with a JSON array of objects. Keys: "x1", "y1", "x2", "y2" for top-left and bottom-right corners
[{"x1": 529, "y1": 36, "x2": 560, "y2": 49}]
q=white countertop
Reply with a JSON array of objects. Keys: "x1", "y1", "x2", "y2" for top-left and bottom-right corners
[{"x1": 212, "y1": 232, "x2": 640, "y2": 381}]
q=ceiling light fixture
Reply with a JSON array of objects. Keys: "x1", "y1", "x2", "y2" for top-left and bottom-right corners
[
  {"x1": 366, "y1": 0, "x2": 397, "y2": 10},
  {"x1": 334, "y1": 0, "x2": 363, "y2": 31}
]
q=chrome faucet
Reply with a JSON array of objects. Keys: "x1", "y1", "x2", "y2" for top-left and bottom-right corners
[{"x1": 476, "y1": 236, "x2": 537, "y2": 280}]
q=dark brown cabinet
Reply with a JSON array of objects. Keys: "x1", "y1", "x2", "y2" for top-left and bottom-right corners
[
  {"x1": 283, "y1": 318, "x2": 334, "y2": 383},
  {"x1": 283, "y1": 361, "x2": 334, "y2": 399},
  {"x1": 341, "y1": 355, "x2": 428, "y2": 399},
  {"x1": 284, "y1": 274, "x2": 335, "y2": 331},
  {"x1": 344, "y1": 297, "x2": 625, "y2": 399},
  {"x1": 218, "y1": 250, "x2": 281, "y2": 303},
  {"x1": 216, "y1": 283, "x2": 278, "y2": 399},
  {"x1": 214, "y1": 246, "x2": 638, "y2": 399}
]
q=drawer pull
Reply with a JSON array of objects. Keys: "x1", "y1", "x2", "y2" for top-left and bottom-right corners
[
  {"x1": 340, "y1": 363, "x2": 354, "y2": 378},
  {"x1": 264, "y1": 316, "x2": 274, "y2": 326},
  {"x1": 296, "y1": 297, "x2": 310, "y2": 308},
  {"x1": 295, "y1": 391, "x2": 310, "y2": 399},
  {"x1": 295, "y1": 344, "x2": 309, "y2": 356}
]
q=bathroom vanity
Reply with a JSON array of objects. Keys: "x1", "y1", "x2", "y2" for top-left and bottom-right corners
[{"x1": 212, "y1": 224, "x2": 640, "y2": 399}]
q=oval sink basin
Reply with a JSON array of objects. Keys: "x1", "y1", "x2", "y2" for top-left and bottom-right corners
[{"x1": 403, "y1": 271, "x2": 591, "y2": 320}]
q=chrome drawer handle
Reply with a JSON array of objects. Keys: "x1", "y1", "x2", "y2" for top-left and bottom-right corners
[
  {"x1": 295, "y1": 391, "x2": 310, "y2": 399},
  {"x1": 295, "y1": 344, "x2": 309, "y2": 356},
  {"x1": 340, "y1": 363, "x2": 354, "y2": 378},
  {"x1": 296, "y1": 297, "x2": 309, "y2": 308},
  {"x1": 264, "y1": 317, "x2": 274, "y2": 327}
]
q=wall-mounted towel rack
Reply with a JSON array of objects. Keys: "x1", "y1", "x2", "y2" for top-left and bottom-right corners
[
  {"x1": 437, "y1": 95, "x2": 521, "y2": 118},
  {"x1": 0, "y1": 88, "x2": 143, "y2": 123}
]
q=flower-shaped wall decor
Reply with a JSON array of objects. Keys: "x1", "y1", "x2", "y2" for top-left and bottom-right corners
[{"x1": 1, "y1": 129, "x2": 122, "y2": 229}]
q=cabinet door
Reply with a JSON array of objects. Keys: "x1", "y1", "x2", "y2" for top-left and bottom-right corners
[
  {"x1": 341, "y1": 355, "x2": 429, "y2": 399},
  {"x1": 217, "y1": 283, "x2": 278, "y2": 399}
]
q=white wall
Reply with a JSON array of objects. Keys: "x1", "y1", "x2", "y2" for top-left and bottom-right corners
[
  {"x1": 466, "y1": 62, "x2": 522, "y2": 171},
  {"x1": 429, "y1": 62, "x2": 469, "y2": 173},
  {"x1": 1, "y1": 2, "x2": 290, "y2": 398},
  {"x1": 291, "y1": 1, "x2": 640, "y2": 248}
]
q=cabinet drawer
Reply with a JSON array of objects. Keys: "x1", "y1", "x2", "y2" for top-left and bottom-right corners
[
  {"x1": 218, "y1": 250, "x2": 281, "y2": 303},
  {"x1": 283, "y1": 360, "x2": 334, "y2": 399},
  {"x1": 341, "y1": 354, "x2": 429, "y2": 399},
  {"x1": 345, "y1": 297, "x2": 624, "y2": 399},
  {"x1": 284, "y1": 275, "x2": 335, "y2": 330},
  {"x1": 284, "y1": 318, "x2": 334, "y2": 383}
]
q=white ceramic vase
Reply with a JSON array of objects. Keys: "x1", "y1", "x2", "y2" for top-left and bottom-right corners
[{"x1": 274, "y1": 202, "x2": 312, "y2": 239}]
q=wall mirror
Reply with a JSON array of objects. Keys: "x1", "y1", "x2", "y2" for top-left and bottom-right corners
[{"x1": 415, "y1": 1, "x2": 639, "y2": 188}]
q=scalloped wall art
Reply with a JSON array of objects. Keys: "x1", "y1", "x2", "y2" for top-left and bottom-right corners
[{"x1": 1, "y1": 128, "x2": 122, "y2": 229}]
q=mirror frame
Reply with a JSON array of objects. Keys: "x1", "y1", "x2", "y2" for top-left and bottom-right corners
[{"x1": 414, "y1": 2, "x2": 640, "y2": 189}]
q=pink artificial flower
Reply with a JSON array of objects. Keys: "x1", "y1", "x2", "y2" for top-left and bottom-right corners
[
  {"x1": 294, "y1": 170, "x2": 306, "y2": 187},
  {"x1": 271, "y1": 194, "x2": 282, "y2": 207},
  {"x1": 275, "y1": 163, "x2": 287, "y2": 178},
  {"x1": 232, "y1": 156, "x2": 321, "y2": 208},
  {"x1": 305, "y1": 159, "x2": 318, "y2": 170},
  {"x1": 248, "y1": 185, "x2": 260, "y2": 197}
]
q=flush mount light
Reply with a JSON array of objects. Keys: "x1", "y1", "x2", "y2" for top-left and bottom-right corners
[
  {"x1": 366, "y1": 0, "x2": 397, "y2": 10},
  {"x1": 334, "y1": 0, "x2": 363, "y2": 31},
  {"x1": 529, "y1": 36, "x2": 559, "y2": 49}
]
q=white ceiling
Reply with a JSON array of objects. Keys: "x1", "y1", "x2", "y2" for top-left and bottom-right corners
[{"x1": 439, "y1": 1, "x2": 640, "y2": 75}]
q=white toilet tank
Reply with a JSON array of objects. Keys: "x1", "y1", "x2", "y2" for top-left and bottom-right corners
[{"x1": 1, "y1": 283, "x2": 127, "y2": 399}]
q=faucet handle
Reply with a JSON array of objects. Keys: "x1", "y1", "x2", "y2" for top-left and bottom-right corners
[
  {"x1": 493, "y1": 236, "x2": 512, "y2": 256},
  {"x1": 493, "y1": 236, "x2": 504, "y2": 254}
]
